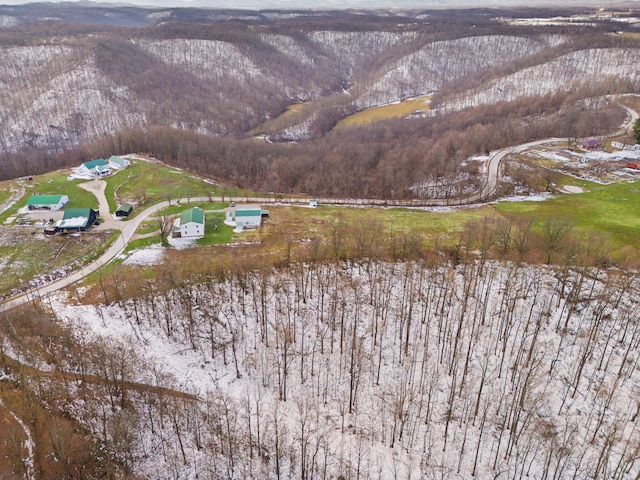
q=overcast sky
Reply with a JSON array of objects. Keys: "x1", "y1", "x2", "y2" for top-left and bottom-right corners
[{"x1": 0, "y1": 0, "x2": 637, "y2": 8}]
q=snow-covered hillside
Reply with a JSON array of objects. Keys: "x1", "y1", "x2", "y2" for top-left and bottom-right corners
[
  {"x1": 309, "y1": 30, "x2": 417, "y2": 64},
  {"x1": 137, "y1": 39, "x2": 263, "y2": 82},
  {"x1": 0, "y1": 45, "x2": 144, "y2": 151},
  {"x1": 46, "y1": 259, "x2": 640, "y2": 479},
  {"x1": 439, "y1": 47, "x2": 640, "y2": 112},
  {"x1": 353, "y1": 34, "x2": 563, "y2": 109},
  {"x1": 0, "y1": 11, "x2": 637, "y2": 154}
]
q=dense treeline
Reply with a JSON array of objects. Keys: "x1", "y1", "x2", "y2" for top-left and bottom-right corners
[
  {"x1": 0, "y1": 7, "x2": 634, "y2": 198},
  {"x1": 0, "y1": 79, "x2": 626, "y2": 200},
  {"x1": 81, "y1": 91, "x2": 624, "y2": 199}
]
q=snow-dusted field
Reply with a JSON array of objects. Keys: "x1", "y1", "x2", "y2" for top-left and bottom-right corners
[{"x1": 46, "y1": 258, "x2": 640, "y2": 479}]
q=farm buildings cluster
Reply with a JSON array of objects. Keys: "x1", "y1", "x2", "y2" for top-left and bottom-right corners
[
  {"x1": 71, "y1": 155, "x2": 130, "y2": 180},
  {"x1": 172, "y1": 205, "x2": 269, "y2": 239},
  {"x1": 15, "y1": 156, "x2": 132, "y2": 234},
  {"x1": 14, "y1": 151, "x2": 273, "y2": 243}
]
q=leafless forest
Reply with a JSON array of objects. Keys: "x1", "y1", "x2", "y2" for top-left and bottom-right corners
[
  {"x1": 0, "y1": 6, "x2": 637, "y2": 199},
  {"x1": 4, "y1": 252, "x2": 640, "y2": 478},
  {"x1": 2, "y1": 6, "x2": 640, "y2": 479}
]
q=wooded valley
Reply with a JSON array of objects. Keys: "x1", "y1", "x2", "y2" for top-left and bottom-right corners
[
  {"x1": 0, "y1": 5, "x2": 637, "y2": 200},
  {"x1": 2, "y1": 5, "x2": 640, "y2": 479}
]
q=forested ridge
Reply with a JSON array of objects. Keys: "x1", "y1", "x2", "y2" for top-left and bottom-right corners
[
  {"x1": 0, "y1": 6, "x2": 638, "y2": 200},
  {"x1": 3, "y1": 7, "x2": 640, "y2": 478}
]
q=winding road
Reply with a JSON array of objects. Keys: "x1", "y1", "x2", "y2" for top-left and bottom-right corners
[{"x1": 1, "y1": 99, "x2": 638, "y2": 313}]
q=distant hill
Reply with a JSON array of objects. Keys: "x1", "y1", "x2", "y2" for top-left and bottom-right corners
[
  {"x1": 0, "y1": 5, "x2": 636, "y2": 198},
  {"x1": 2, "y1": 0, "x2": 640, "y2": 9},
  {"x1": 0, "y1": 5, "x2": 637, "y2": 151}
]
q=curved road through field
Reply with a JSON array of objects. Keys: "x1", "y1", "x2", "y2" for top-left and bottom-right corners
[
  {"x1": 1, "y1": 100, "x2": 638, "y2": 313},
  {"x1": 0, "y1": 200, "x2": 176, "y2": 312}
]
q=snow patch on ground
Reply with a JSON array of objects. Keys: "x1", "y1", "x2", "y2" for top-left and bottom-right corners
[
  {"x1": 562, "y1": 185, "x2": 585, "y2": 193},
  {"x1": 50, "y1": 292, "x2": 220, "y2": 397},
  {"x1": 167, "y1": 236, "x2": 198, "y2": 249},
  {"x1": 499, "y1": 192, "x2": 554, "y2": 202},
  {"x1": 46, "y1": 261, "x2": 640, "y2": 479},
  {"x1": 122, "y1": 245, "x2": 165, "y2": 266}
]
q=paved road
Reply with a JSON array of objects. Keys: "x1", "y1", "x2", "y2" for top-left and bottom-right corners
[
  {"x1": 0, "y1": 199, "x2": 173, "y2": 312},
  {"x1": 2, "y1": 100, "x2": 638, "y2": 312}
]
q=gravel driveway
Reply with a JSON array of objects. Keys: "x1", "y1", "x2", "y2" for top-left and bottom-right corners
[{"x1": 77, "y1": 179, "x2": 126, "y2": 230}]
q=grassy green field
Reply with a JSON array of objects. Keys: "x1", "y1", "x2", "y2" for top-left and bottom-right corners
[
  {"x1": 248, "y1": 102, "x2": 311, "y2": 137},
  {"x1": 0, "y1": 180, "x2": 16, "y2": 207},
  {"x1": 197, "y1": 212, "x2": 234, "y2": 245},
  {"x1": 496, "y1": 180, "x2": 640, "y2": 248},
  {"x1": 153, "y1": 201, "x2": 227, "y2": 218},
  {"x1": 0, "y1": 173, "x2": 100, "y2": 223},
  {"x1": 334, "y1": 95, "x2": 432, "y2": 130},
  {"x1": 104, "y1": 159, "x2": 218, "y2": 214}
]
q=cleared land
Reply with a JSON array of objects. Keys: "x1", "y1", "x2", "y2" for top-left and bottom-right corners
[
  {"x1": 103, "y1": 157, "x2": 219, "y2": 214},
  {"x1": 3, "y1": 149, "x2": 640, "y2": 298},
  {"x1": 249, "y1": 102, "x2": 311, "y2": 137},
  {"x1": 0, "y1": 226, "x2": 114, "y2": 298},
  {"x1": 334, "y1": 95, "x2": 432, "y2": 129}
]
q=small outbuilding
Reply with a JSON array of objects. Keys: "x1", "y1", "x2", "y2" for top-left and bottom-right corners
[
  {"x1": 26, "y1": 194, "x2": 69, "y2": 211},
  {"x1": 175, "y1": 208, "x2": 205, "y2": 238},
  {"x1": 115, "y1": 203, "x2": 133, "y2": 217},
  {"x1": 581, "y1": 139, "x2": 602, "y2": 150}
]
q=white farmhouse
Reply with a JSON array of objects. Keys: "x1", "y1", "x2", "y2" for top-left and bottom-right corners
[
  {"x1": 175, "y1": 208, "x2": 205, "y2": 238},
  {"x1": 76, "y1": 159, "x2": 113, "y2": 178}
]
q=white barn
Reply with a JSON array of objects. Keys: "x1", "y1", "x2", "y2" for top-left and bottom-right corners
[
  {"x1": 225, "y1": 207, "x2": 268, "y2": 231},
  {"x1": 26, "y1": 194, "x2": 69, "y2": 211}
]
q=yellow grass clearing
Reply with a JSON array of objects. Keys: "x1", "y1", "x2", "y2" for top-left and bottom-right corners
[
  {"x1": 617, "y1": 32, "x2": 640, "y2": 39},
  {"x1": 335, "y1": 95, "x2": 432, "y2": 130},
  {"x1": 249, "y1": 102, "x2": 307, "y2": 136}
]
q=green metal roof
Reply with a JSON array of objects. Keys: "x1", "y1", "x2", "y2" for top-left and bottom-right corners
[
  {"x1": 27, "y1": 195, "x2": 65, "y2": 205},
  {"x1": 62, "y1": 208, "x2": 93, "y2": 220},
  {"x1": 236, "y1": 209, "x2": 262, "y2": 217},
  {"x1": 108, "y1": 155, "x2": 127, "y2": 165},
  {"x1": 181, "y1": 208, "x2": 205, "y2": 225},
  {"x1": 57, "y1": 208, "x2": 96, "y2": 229},
  {"x1": 117, "y1": 203, "x2": 133, "y2": 213},
  {"x1": 83, "y1": 158, "x2": 107, "y2": 169}
]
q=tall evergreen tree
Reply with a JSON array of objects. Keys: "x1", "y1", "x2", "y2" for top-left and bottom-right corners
[{"x1": 634, "y1": 118, "x2": 640, "y2": 144}]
